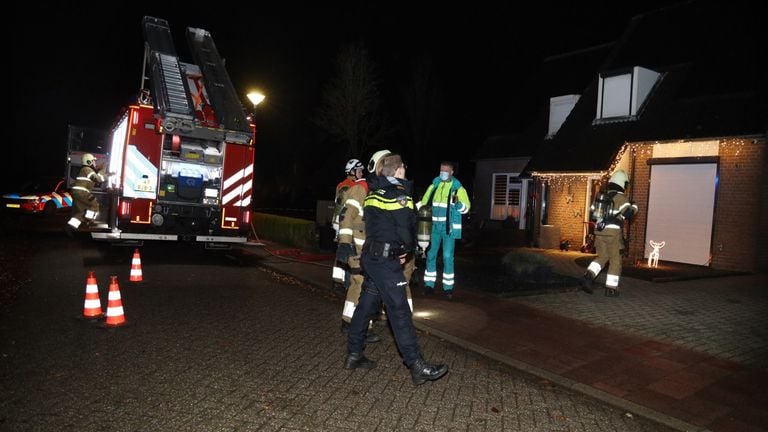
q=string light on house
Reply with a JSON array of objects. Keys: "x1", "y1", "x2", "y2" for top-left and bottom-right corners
[{"x1": 531, "y1": 171, "x2": 605, "y2": 190}]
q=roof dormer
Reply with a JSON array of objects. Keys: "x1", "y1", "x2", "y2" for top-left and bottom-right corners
[
  {"x1": 547, "y1": 94, "x2": 580, "y2": 138},
  {"x1": 595, "y1": 66, "x2": 660, "y2": 122}
]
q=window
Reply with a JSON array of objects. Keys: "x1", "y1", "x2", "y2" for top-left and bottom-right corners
[
  {"x1": 596, "y1": 66, "x2": 660, "y2": 121},
  {"x1": 491, "y1": 174, "x2": 522, "y2": 221}
]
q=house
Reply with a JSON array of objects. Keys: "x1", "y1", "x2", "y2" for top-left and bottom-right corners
[
  {"x1": 471, "y1": 135, "x2": 531, "y2": 245},
  {"x1": 526, "y1": 1, "x2": 767, "y2": 272}
]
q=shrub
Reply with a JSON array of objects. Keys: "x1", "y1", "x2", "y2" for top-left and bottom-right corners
[
  {"x1": 252, "y1": 213, "x2": 317, "y2": 249},
  {"x1": 502, "y1": 249, "x2": 553, "y2": 282}
]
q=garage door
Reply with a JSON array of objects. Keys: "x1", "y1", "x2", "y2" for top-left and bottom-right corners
[{"x1": 644, "y1": 163, "x2": 717, "y2": 265}]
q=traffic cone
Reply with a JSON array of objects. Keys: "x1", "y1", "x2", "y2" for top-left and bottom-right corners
[
  {"x1": 82, "y1": 271, "x2": 103, "y2": 318},
  {"x1": 129, "y1": 248, "x2": 143, "y2": 282},
  {"x1": 104, "y1": 276, "x2": 126, "y2": 327}
]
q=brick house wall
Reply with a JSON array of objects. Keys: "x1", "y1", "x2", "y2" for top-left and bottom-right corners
[
  {"x1": 534, "y1": 137, "x2": 767, "y2": 273},
  {"x1": 625, "y1": 146, "x2": 651, "y2": 266},
  {"x1": 625, "y1": 138, "x2": 766, "y2": 273},
  {"x1": 543, "y1": 180, "x2": 589, "y2": 249},
  {"x1": 710, "y1": 138, "x2": 766, "y2": 272}
]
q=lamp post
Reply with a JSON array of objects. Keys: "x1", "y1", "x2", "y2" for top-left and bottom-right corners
[{"x1": 247, "y1": 91, "x2": 265, "y2": 110}]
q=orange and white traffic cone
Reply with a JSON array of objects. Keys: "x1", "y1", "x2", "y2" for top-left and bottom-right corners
[
  {"x1": 129, "y1": 248, "x2": 143, "y2": 282},
  {"x1": 104, "y1": 276, "x2": 126, "y2": 327},
  {"x1": 82, "y1": 271, "x2": 103, "y2": 318}
]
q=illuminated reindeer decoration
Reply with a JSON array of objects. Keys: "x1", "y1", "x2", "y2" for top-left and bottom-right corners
[{"x1": 647, "y1": 240, "x2": 665, "y2": 268}]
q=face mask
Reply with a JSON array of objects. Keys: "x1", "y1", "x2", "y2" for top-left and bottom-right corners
[{"x1": 439, "y1": 171, "x2": 450, "y2": 181}]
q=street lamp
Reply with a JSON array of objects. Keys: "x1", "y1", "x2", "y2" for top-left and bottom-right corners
[{"x1": 247, "y1": 91, "x2": 265, "y2": 108}]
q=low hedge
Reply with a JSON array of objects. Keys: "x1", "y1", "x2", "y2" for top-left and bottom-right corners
[{"x1": 251, "y1": 213, "x2": 317, "y2": 249}]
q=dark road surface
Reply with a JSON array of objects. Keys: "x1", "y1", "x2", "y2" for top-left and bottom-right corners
[{"x1": 0, "y1": 218, "x2": 673, "y2": 431}]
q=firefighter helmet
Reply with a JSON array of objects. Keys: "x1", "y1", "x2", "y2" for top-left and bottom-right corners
[
  {"x1": 367, "y1": 149, "x2": 392, "y2": 174},
  {"x1": 345, "y1": 159, "x2": 363, "y2": 175},
  {"x1": 609, "y1": 169, "x2": 629, "y2": 190},
  {"x1": 82, "y1": 153, "x2": 97, "y2": 167}
]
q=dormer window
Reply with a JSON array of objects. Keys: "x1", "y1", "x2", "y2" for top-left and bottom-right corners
[
  {"x1": 547, "y1": 94, "x2": 580, "y2": 138},
  {"x1": 595, "y1": 66, "x2": 660, "y2": 121}
]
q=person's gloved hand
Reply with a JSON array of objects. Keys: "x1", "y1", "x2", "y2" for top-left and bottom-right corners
[
  {"x1": 596, "y1": 221, "x2": 606, "y2": 231},
  {"x1": 336, "y1": 243, "x2": 355, "y2": 264}
]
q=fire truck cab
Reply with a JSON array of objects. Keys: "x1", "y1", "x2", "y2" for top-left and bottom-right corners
[{"x1": 90, "y1": 16, "x2": 255, "y2": 247}]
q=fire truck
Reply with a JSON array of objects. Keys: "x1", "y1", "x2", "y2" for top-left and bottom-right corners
[{"x1": 84, "y1": 16, "x2": 255, "y2": 247}]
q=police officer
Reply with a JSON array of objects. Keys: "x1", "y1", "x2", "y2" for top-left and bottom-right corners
[
  {"x1": 335, "y1": 155, "x2": 382, "y2": 344},
  {"x1": 581, "y1": 169, "x2": 638, "y2": 296},
  {"x1": 65, "y1": 153, "x2": 106, "y2": 236},
  {"x1": 344, "y1": 152, "x2": 448, "y2": 386}
]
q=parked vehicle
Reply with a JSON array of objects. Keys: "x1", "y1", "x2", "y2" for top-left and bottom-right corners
[
  {"x1": 77, "y1": 16, "x2": 255, "y2": 248},
  {"x1": 1, "y1": 177, "x2": 72, "y2": 215}
]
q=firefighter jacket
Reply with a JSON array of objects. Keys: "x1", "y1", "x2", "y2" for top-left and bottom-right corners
[
  {"x1": 72, "y1": 166, "x2": 106, "y2": 194},
  {"x1": 333, "y1": 177, "x2": 358, "y2": 229},
  {"x1": 602, "y1": 191, "x2": 638, "y2": 232},
  {"x1": 338, "y1": 179, "x2": 369, "y2": 255},
  {"x1": 419, "y1": 177, "x2": 470, "y2": 239},
  {"x1": 364, "y1": 175, "x2": 416, "y2": 254}
]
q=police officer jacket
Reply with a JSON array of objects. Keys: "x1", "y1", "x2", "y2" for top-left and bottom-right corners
[{"x1": 364, "y1": 175, "x2": 416, "y2": 255}]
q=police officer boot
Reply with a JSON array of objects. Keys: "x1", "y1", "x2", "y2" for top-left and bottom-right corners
[
  {"x1": 410, "y1": 358, "x2": 448, "y2": 385},
  {"x1": 344, "y1": 352, "x2": 377, "y2": 369},
  {"x1": 579, "y1": 273, "x2": 594, "y2": 294}
]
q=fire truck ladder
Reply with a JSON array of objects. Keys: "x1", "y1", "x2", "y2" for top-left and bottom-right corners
[
  {"x1": 186, "y1": 27, "x2": 251, "y2": 137},
  {"x1": 142, "y1": 16, "x2": 194, "y2": 128}
]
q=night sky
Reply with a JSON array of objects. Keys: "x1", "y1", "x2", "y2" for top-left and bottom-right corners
[{"x1": 12, "y1": 3, "x2": 690, "y2": 206}]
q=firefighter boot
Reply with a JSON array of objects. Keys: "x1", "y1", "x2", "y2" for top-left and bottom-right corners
[
  {"x1": 579, "y1": 272, "x2": 594, "y2": 294},
  {"x1": 344, "y1": 352, "x2": 377, "y2": 369},
  {"x1": 410, "y1": 358, "x2": 449, "y2": 385},
  {"x1": 605, "y1": 287, "x2": 620, "y2": 297}
]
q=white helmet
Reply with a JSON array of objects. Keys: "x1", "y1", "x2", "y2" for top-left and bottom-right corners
[
  {"x1": 609, "y1": 169, "x2": 629, "y2": 189},
  {"x1": 345, "y1": 158, "x2": 363, "y2": 175},
  {"x1": 367, "y1": 149, "x2": 392, "y2": 174},
  {"x1": 82, "y1": 153, "x2": 97, "y2": 166}
]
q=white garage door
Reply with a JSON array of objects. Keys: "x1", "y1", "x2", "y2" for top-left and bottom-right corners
[{"x1": 644, "y1": 163, "x2": 717, "y2": 265}]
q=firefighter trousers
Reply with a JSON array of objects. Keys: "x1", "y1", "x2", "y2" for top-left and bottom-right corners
[
  {"x1": 68, "y1": 189, "x2": 100, "y2": 228},
  {"x1": 587, "y1": 229, "x2": 624, "y2": 289}
]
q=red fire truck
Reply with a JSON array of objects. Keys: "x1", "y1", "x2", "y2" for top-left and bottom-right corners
[{"x1": 85, "y1": 16, "x2": 255, "y2": 247}]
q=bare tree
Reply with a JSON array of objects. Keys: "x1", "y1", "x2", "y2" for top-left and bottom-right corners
[
  {"x1": 314, "y1": 42, "x2": 392, "y2": 157},
  {"x1": 400, "y1": 56, "x2": 444, "y2": 170}
]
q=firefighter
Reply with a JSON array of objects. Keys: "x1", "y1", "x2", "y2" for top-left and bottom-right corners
[
  {"x1": 334, "y1": 156, "x2": 382, "y2": 344},
  {"x1": 581, "y1": 169, "x2": 638, "y2": 296},
  {"x1": 65, "y1": 153, "x2": 106, "y2": 236},
  {"x1": 331, "y1": 159, "x2": 365, "y2": 238},
  {"x1": 418, "y1": 161, "x2": 471, "y2": 299},
  {"x1": 344, "y1": 152, "x2": 448, "y2": 386}
]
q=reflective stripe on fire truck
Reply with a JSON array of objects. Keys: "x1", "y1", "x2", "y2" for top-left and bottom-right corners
[
  {"x1": 122, "y1": 145, "x2": 158, "y2": 199},
  {"x1": 221, "y1": 164, "x2": 253, "y2": 207}
]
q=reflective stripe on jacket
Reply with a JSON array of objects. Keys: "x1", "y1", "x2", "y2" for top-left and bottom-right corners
[{"x1": 419, "y1": 177, "x2": 470, "y2": 239}]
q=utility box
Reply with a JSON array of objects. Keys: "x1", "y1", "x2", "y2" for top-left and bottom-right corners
[
  {"x1": 539, "y1": 225, "x2": 560, "y2": 249},
  {"x1": 316, "y1": 200, "x2": 335, "y2": 225}
]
